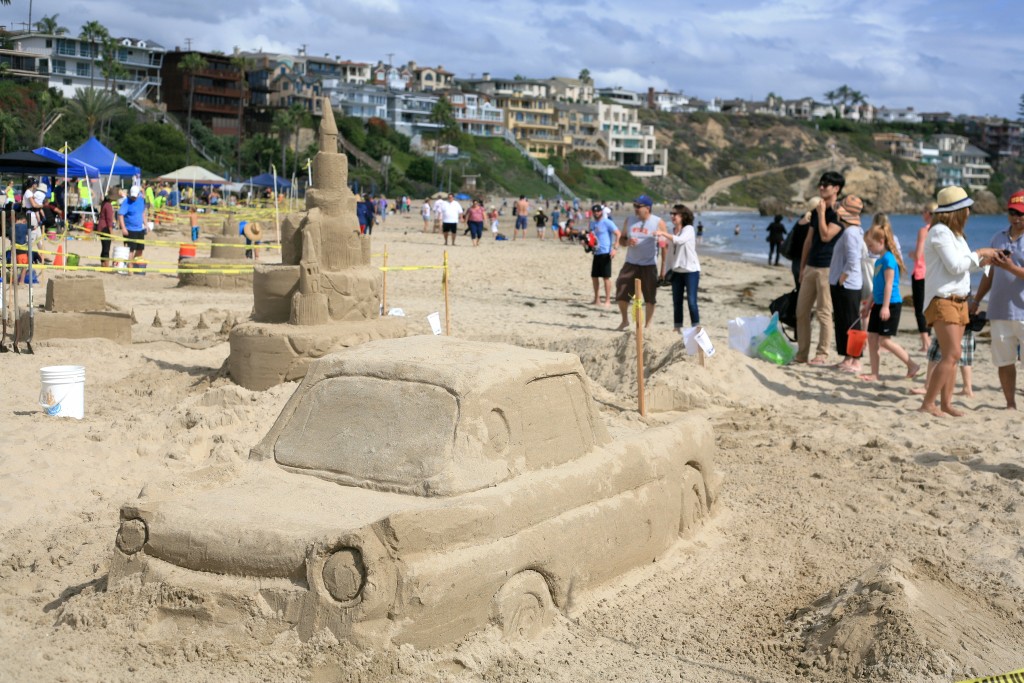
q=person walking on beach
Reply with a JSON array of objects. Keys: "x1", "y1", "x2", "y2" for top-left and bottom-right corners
[
  {"x1": 828, "y1": 196, "x2": 866, "y2": 374},
  {"x1": 656, "y1": 203, "x2": 701, "y2": 331},
  {"x1": 908, "y1": 202, "x2": 936, "y2": 352},
  {"x1": 465, "y1": 198, "x2": 486, "y2": 247},
  {"x1": 795, "y1": 171, "x2": 845, "y2": 365},
  {"x1": 420, "y1": 199, "x2": 431, "y2": 233},
  {"x1": 614, "y1": 195, "x2": 664, "y2": 330},
  {"x1": 489, "y1": 205, "x2": 500, "y2": 236},
  {"x1": 589, "y1": 203, "x2": 621, "y2": 307},
  {"x1": 439, "y1": 193, "x2": 463, "y2": 246},
  {"x1": 432, "y1": 195, "x2": 445, "y2": 233},
  {"x1": 970, "y1": 189, "x2": 1024, "y2": 409},
  {"x1": 96, "y1": 187, "x2": 117, "y2": 268},
  {"x1": 533, "y1": 208, "x2": 548, "y2": 240},
  {"x1": 514, "y1": 195, "x2": 529, "y2": 240},
  {"x1": 858, "y1": 216, "x2": 920, "y2": 382},
  {"x1": 118, "y1": 185, "x2": 147, "y2": 262},
  {"x1": 766, "y1": 214, "x2": 786, "y2": 266},
  {"x1": 917, "y1": 186, "x2": 999, "y2": 417}
]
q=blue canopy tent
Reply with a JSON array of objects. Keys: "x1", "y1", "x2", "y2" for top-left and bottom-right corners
[
  {"x1": 32, "y1": 147, "x2": 101, "y2": 178},
  {"x1": 242, "y1": 173, "x2": 291, "y2": 189},
  {"x1": 68, "y1": 136, "x2": 141, "y2": 178}
]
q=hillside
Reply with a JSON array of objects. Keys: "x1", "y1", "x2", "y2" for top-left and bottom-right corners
[{"x1": 641, "y1": 110, "x2": 939, "y2": 213}]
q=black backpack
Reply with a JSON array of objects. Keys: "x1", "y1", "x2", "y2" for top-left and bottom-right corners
[{"x1": 769, "y1": 289, "x2": 799, "y2": 340}]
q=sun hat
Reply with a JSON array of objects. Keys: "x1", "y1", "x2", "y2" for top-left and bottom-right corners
[
  {"x1": 935, "y1": 186, "x2": 973, "y2": 213},
  {"x1": 1007, "y1": 190, "x2": 1024, "y2": 212},
  {"x1": 129, "y1": 185, "x2": 141, "y2": 198},
  {"x1": 633, "y1": 195, "x2": 653, "y2": 207},
  {"x1": 34, "y1": 190, "x2": 46, "y2": 203},
  {"x1": 836, "y1": 195, "x2": 863, "y2": 226}
]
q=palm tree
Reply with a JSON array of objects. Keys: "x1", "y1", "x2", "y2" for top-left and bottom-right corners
[
  {"x1": 35, "y1": 14, "x2": 68, "y2": 35},
  {"x1": 65, "y1": 88, "x2": 122, "y2": 137},
  {"x1": 33, "y1": 89, "x2": 64, "y2": 147},
  {"x1": 178, "y1": 52, "x2": 209, "y2": 165},
  {"x1": 78, "y1": 21, "x2": 109, "y2": 91},
  {"x1": 99, "y1": 36, "x2": 128, "y2": 92},
  {"x1": 272, "y1": 107, "x2": 296, "y2": 179},
  {"x1": 0, "y1": 110, "x2": 21, "y2": 154},
  {"x1": 230, "y1": 54, "x2": 252, "y2": 176}
]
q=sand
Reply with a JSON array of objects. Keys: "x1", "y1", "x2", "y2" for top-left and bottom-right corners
[{"x1": 2, "y1": 209, "x2": 1024, "y2": 682}]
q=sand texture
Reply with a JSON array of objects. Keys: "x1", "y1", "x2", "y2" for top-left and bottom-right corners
[{"x1": 2, "y1": 210, "x2": 1024, "y2": 682}]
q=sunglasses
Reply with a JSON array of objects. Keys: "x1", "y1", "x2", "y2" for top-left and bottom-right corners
[{"x1": 1010, "y1": 209, "x2": 1024, "y2": 217}]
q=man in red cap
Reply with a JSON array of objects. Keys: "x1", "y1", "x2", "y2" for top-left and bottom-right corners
[{"x1": 971, "y1": 190, "x2": 1024, "y2": 409}]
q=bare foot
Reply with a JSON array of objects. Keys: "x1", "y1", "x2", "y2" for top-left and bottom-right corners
[
  {"x1": 918, "y1": 405, "x2": 946, "y2": 417},
  {"x1": 941, "y1": 405, "x2": 965, "y2": 417},
  {"x1": 589, "y1": 298, "x2": 599, "y2": 305},
  {"x1": 906, "y1": 362, "x2": 921, "y2": 380},
  {"x1": 909, "y1": 387, "x2": 927, "y2": 395},
  {"x1": 602, "y1": 301, "x2": 611, "y2": 309},
  {"x1": 1007, "y1": 403, "x2": 1018, "y2": 410},
  {"x1": 614, "y1": 321, "x2": 629, "y2": 331},
  {"x1": 957, "y1": 389, "x2": 974, "y2": 397},
  {"x1": 857, "y1": 374, "x2": 878, "y2": 382}
]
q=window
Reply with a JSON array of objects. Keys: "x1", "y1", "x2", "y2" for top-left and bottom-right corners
[
  {"x1": 56, "y1": 40, "x2": 75, "y2": 56},
  {"x1": 77, "y1": 62, "x2": 90, "y2": 77},
  {"x1": 52, "y1": 59, "x2": 66, "y2": 74}
]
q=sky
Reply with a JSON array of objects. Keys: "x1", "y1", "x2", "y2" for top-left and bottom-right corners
[{"x1": 8, "y1": 0, "x2": 1024, "y2": 119}]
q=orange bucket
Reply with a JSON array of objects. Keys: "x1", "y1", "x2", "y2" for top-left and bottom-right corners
[
  {"x1": 179, "y1": 244, "x2": 197, "y2": 259},
  {"x1": 846, "y1": 328, "x2": 868, "y2": 357},
  {"x1": 83, "y1": 221, "x2": 94, "y2": 233}
]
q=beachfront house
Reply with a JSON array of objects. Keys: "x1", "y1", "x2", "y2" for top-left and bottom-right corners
[{"x1": 12, "y1": 31, "x2": 164, "y2": 101}]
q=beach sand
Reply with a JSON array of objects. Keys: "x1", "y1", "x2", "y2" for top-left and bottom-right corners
[{"x1": 2, "y1": 210, "x2": 1023, "y2": 682}]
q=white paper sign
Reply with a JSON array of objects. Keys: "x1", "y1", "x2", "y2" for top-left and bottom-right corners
[
  {"x1": 693, "y1": 327, "x2": 716, "y2": 357},
  {"x1": 427, "y1": 311, "x2": 442, "y2": 335}
]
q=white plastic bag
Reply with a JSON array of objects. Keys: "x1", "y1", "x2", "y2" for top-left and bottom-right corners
[{"x1": 728, "y1": 315, "x2": 771, "y2": 356}]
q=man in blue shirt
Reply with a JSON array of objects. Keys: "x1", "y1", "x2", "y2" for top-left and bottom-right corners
[
  {"x1": 972, "y1": 189, "x2": 1024, "y2": 409},
  {"x1": 589, "y1": 204, "x2": 621, "y2": 307},
  {"x1": 118, "y1": 185, "x2": 147, "y2": 261}
]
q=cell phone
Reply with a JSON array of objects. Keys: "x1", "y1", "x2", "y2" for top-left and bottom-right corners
[{"x1": 1002, "y1": 249, "x2": 1012, "y2": 256}]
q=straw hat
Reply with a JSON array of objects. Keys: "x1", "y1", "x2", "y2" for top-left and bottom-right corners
[
  {"x1": 836, "y1": 195, "x2": 864, "y2": 226},
  {"x1": 935, "y1": 186, "x2": 973, "y2": 213},
  {"x1": 243, "y1": 221, "x2": 262, "y2": 241}
]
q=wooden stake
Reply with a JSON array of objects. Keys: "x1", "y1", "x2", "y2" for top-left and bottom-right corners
[
  {"x1": 697, "y1": 325, "x2": 707, "y2": 368},
  {"x1": 381, "y1": 244, "x2": 388, "y2": 316},
  {"x1": 635, "y1": 277, "x2": 646, "y2": 416},
  {"x1": 443, "y1": 251, "x2": 450, "y2": 336}
]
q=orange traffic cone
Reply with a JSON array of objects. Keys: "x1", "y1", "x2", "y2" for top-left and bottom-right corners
[{"x1": 53, "y1": 244, "x2": 63, "y2": 267}]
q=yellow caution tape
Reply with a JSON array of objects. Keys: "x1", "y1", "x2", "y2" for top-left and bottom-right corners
[
  {"x1": 956, "y1": 670, "x2": 1024, "y2": 683},
  {"x1": 29, "y1": 263, "x2": 255, "y2": 275},
  {"x1": 631, "y1": 292, "x2": 644, "y2": 325},
  {"x1": 379, "y1": 265, "x2": 446, "y2": 272}
]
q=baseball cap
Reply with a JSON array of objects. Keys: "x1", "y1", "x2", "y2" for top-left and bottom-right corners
[
  {"x1": 632, "y1": 195, "x2": 653, "y2": 208},
  {"x1": 129, "y1": 185, "x2": 141, "y2": 198},
  {"x1": 591, "y1": 204, "x2": 603, "y2": 213},
  {"x1": 1007, "y1": 190, "x2": 1024, "y2": 212}
]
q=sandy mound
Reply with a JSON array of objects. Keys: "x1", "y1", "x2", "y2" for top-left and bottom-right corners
[{"x1": 789, "y1": 558, "x2": 1024, "y2": 681}]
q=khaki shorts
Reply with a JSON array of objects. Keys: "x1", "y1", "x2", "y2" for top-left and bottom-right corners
[
  {"x1": 615, "y1": 263, "x2": 658, "y2": 304},
  {"x1": 990, "y1": 319, "x2": 1024, "y2": 367},
  {"x1": 924, "y1": 297, "x2": 969, "y2": 327}
]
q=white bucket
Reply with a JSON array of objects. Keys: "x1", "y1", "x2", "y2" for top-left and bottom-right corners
[
  {"x1": 112, "y1": 245, "x2": 131, "y2": 273},
  {"x1": 39, "y1": 365, "x2": 85, "y2": 419}
]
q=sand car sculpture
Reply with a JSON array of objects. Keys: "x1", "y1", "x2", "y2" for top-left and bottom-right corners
[{"x1": 109, "y1": 335, "x2": 718, "y2": 647}]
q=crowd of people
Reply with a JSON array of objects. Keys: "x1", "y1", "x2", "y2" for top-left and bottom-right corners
[{"x1": 788, "y1": 170, "x2": 1023, "y2": 416}]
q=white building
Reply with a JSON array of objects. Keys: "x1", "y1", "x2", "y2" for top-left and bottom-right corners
[
  {"x1": 647, "y1": 89, "x2": 689, "y2": 112},
  {"x1": 596, "y1": 87, "x2": 644, "y2": 108},
  {"x1": 13, "y1": 32, "x2": 164, "y2": 100},
  {"x1": 874, "y1": 106, "x2": 922, "y2": 124}
]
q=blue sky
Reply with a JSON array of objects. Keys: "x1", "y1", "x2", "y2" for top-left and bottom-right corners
[{"x1": 14, "y1": 0, "x2": 1024, "y2": 119}]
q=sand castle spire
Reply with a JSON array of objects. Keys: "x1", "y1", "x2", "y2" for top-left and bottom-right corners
[{"x1": 319, "y1": 96, "x2": 338, "y2": 153}]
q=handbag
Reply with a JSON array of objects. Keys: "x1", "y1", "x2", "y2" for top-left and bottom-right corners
[
  {"x1": 769, "y1": 289, "x2": 799, "y2": 340},
  {"x1": 860, "y1": 243, "x2": 874, "y2": 300}
]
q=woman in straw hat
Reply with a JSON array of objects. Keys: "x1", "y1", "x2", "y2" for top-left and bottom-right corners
[{"x1": 918, "y1": 186, "x2": 1000, "y2": 417}]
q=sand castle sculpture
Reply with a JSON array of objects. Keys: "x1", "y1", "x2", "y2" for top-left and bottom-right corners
[
  {"x1": 177, "y1": 216, "x2": 255, "y2": 289},
  {"x1": 227, "y1": 97, "x2": 404, "y2": 390},
  {"x1": 21, "y1": 274, "x2": 131, "y2": 344}
]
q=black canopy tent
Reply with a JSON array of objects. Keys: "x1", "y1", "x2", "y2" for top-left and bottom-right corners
[{"x1": 0, "y1": 150, "x2": 65, "y2": 174}]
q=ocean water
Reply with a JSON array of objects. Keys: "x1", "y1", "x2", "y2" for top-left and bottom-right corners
[{"x1": 695, "y1": 210, "x2": 1010, "y2": 286}]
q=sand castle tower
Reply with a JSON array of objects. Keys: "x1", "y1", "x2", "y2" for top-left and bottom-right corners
[{"x1": 227, "y1": 98, "x2": 405, "y2": 389}]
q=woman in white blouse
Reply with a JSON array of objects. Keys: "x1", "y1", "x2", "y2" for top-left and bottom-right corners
[
  {"x1": 918, "y1": 187, "x2": 999, "y2": 417},
  {"x1": 657, "y1": 204, "x2": 701, "y2": 331}
]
